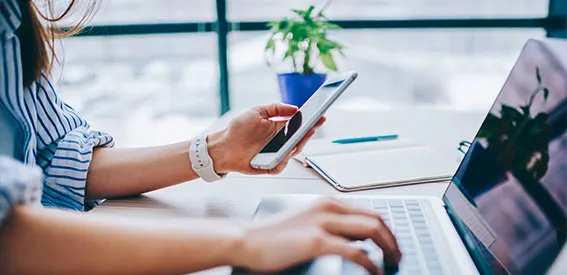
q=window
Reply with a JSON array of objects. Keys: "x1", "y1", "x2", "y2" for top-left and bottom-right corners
[
  {"x1": 229, "y1": 29, "x2": 546, "y2": 112},
  {"x1": 91, "y1": 0, "x2": 216, "y2": 24},
  {"x1": 227, "y1": 0, "x2": 549, "y2": 21},
  {"x1": 54, "y1": 0, "x2": 563, "y2": 146},
  {"x1": 55, "y1": 33, "x2": 219, "y2": 146}
]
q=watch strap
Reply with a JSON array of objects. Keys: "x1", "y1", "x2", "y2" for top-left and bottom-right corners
[{"x1": 189, "y1": 135, "x2": 226, "y2": 182}]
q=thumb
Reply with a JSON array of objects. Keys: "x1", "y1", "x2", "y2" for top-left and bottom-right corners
[
  {"x1": 272, "y1": 119, "x2": 289, "y2": 130},
  {"x1": 256, "y1": 103, "x2": 298, "y2": 119}
]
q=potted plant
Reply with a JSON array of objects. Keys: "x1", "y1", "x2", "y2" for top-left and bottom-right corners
[{"x1": 265, "y1": 5, "x2": 344, "y2": 107}]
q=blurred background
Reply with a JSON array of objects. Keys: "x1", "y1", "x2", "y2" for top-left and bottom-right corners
[{"x1": 51, "y1": 0, "x2": 566, "y2": 147}]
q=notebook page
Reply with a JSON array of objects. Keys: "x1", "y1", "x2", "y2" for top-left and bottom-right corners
[
  {"x1": 308, "y1": 146, "x2": 457, "y2": 189},
  {"x1": 295, "y1": 137, "x2": 422, "y2": 162}
]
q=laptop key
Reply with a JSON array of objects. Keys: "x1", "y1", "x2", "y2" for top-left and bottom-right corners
[
  {"x1": 406, "y1": 205, "x2": 421, "y2": 211},
  {"x1": 395, "y1": 219, "x2": 410, "y2": 226},
  {"x1": 389, "y1": 200, "x2": 404, "y2": 207},
  {"x1": 427, "y1": 262, "x2": 444, "y2": 274},
  {"x1": 409, "y1": 210, "x2": 424, "y2": 216},
  {"x1": 401, "y1": 255, "x2": 420, "y2": 266},
  {"x1": 373, "y1": 199, "x2": 388, "y2": 209},
  {"x1": 411, "y1": 217, "x2": 426, "y2": 223},
  {"x1": 392, "y1": 211, "x2": 407, "y2": 217},
  {"x1": 401, "y1": 266, "x2": 422, "y2": 275},
  {"x1": 391, "y1": 208, "x2": 406, "y2": 217},
  {"x1": 377, "y1": 210, "x2": 390, "y2": 217},
  {"x1": 340, "y1": 198, "x2": 356, "y2": 206},
  {"x1": 357, "y1": 199, "x2": 373, "y2": 210},
  {"x1": 405, "y1": 199, "x2": 419, "y2": 205}
]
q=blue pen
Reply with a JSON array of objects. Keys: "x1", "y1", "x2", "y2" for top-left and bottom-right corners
[{"x1": 332, "y1": 134, "x2": 399, "y2": 144}]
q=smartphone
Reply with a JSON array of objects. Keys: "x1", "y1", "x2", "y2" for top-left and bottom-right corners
[{"x1": 250, "y1": 71, "x2": 358, "y2": 170}]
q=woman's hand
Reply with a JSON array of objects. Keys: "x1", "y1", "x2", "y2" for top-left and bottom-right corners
[
  {"x1": 208, "y1": 104, "x2": 325, "y2": 175},
  {"x1": 231, "y1": 198, "x2": 402, "y2": 274}
]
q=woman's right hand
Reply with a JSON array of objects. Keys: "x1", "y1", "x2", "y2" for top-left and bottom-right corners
[{"x1": 231, "y1": 198, "x2": 402, "y2": 275}]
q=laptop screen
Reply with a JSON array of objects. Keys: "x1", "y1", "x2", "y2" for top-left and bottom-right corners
[{"x1": 444, "y1": 39, "x2": 567, "y2": 275}]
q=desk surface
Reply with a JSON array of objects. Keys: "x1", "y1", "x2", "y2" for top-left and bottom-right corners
[
  {"x1": 91, "y1": 106, "x2": 567, "y2": 275},
  {"x1": 93, "y1": 106, "x2": 483, "y2": 220}
]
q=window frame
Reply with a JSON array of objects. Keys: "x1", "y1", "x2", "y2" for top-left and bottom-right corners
[{"x1": 65, "y1": 0, "x2": 567, "y2": 115}]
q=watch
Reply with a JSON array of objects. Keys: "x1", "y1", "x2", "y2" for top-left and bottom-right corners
[{"x1": 189, "y1": 135, "x2": 226, "y2": 182}]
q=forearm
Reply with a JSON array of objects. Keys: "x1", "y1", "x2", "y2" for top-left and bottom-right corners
[
  {"x1": 86, "y1": 131, "x2": 228, "y2": 199},
  {"x1": 0, "y1": 206, "x2": 244, "y2": 275}
]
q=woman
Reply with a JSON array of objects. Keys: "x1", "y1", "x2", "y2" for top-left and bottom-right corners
[{"x1": 0, "y1": 0, "x2": 401, "y2": 274}]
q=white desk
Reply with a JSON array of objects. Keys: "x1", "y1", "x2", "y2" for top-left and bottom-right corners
[
  {"x1": 92, "y1": 106, "x2": 484, "y2": 219},
  {"x1": 90, "y1": 106, "x2": 566, "y2": 274}
]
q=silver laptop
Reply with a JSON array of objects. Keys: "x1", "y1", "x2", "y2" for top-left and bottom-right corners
[{"x1": 234, "y1": 38, "x2": 567, "y2": 275}]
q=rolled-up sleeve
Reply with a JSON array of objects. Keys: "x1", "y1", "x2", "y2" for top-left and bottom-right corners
[
  {"x1": 33, "y1": 76, "x2": 115, "y2": 211},
  {"x1": 0, "y1": 156, "x2": 42, "y2": 228},
  {"x1": 39, "y1": 128, "x2": 114, "y2": 211}
]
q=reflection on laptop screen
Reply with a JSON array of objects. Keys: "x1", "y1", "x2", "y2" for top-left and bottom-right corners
[{"x1": 444, "y1": 39, "x2": 567, "y2": 275}]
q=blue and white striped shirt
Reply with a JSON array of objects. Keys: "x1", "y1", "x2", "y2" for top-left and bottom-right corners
[{"x1": 0, "y1": 0, "x2": 114, "y2": 227}]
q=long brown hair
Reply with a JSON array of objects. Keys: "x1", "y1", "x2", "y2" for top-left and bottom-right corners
[{"x1": 17, "y1": 0, "x2": 98, "y2": 88}]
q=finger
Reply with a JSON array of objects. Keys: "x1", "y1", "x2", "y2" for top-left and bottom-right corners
[
  {"x1": 246, "y1": 147, "x2": 296, "y2": 175},
  {"x1": 318, "y1": 200, "x2": 398, "y2": 249},
  {"x1": 316, "y1": 200, "x2": 401, "y2": 267},
  {"x1": 292, "y1": 129, "x2": 316, "y2": 157},
  {"x1": 320, "y1": 213, "x2": 399, "y2": 267},
  {"x1": 255, "y1": 103, "x2": 298, "y2": 119},
  {"x1": 322, "y1": 235, "x2": 381, "y2": 275},
  {"x1": 269, "y1": 148, "x2": 297, "y2": 175},
  {"x1": 292, "y1": 119, "x2": 324, "y2": 156},
  {"x1": 314, "y1": 116, "x2": 326, "y2": 128}
]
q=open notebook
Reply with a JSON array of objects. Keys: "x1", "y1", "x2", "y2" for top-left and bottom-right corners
[
  {"x1": 294, "y1": 137, "x2": 422, "y2": 162},
  {"x1": 297, "y1": 138, "x2": 457, "y2": 191}
]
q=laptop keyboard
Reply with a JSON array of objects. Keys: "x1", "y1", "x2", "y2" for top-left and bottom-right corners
[{"x1": 341, "y1": 198, "x2": 444, "y2": 275}]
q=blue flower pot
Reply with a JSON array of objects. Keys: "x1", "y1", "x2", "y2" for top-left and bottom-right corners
[{"x1": 277, "y1": 73, "x2": 327, "y2": 107}]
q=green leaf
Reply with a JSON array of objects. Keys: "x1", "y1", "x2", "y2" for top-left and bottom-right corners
[
  {"x1": 292, "y1": 9, "x2": 305, "y2": 17},
  {"x1": 533, "y1": 112, "x2": 549, "y2": 123},
  {"x1": 320, "y1": 52, "x2": 338, "y2": 71},
  {"x1": 520, "y1": 105, "x2": 531, "y2": 116},
  {"x1": 316, "y1": 38, "x2": 343, "y2": 55},
  {"x1": 501, "y1": 105, "x2": 523, "y2": 124},
  {"x1": 536, "y1": 67, "x2": 542, "y2": 84},
  {"x1": 543, "y1": 87, "x2": 549, "y2": 100},
  {"x1": 265, "y1": 38, "x2": 275, "y2": 53},
  {"x1": 284, "y1": 41, "x2": 300, "y2": 60},
  {"x1": 277, "y1": 19, "x2": 290, "y2": 31},
  {"x1": 304, "y1": 6, "x2": 315, "y2": 18},
  {"x1": 284, "y1": 48, "x2": 294, "y2": 59},
  {"x1": 289, "y1": 23, "x2": 309, "y2": 41}
]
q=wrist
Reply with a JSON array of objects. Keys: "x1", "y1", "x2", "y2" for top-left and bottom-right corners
[
  {"x1": 206, "y1": 130, "x2": 231, "y2": 174},
  {"x1": 225, "y1": 222, "x2": 255, "y2": 269}
]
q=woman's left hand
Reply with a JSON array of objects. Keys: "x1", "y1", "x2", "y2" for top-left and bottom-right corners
[{"x1": 207, "y1": 104, "x2": 325, "y2": 175}]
